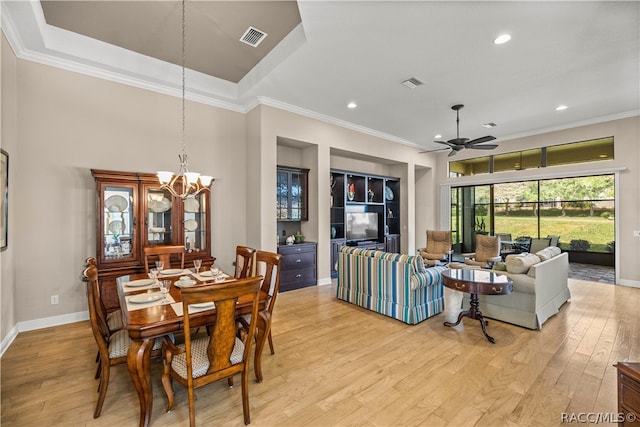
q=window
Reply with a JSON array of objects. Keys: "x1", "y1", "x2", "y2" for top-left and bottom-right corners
[
  {"x1": 449, "y1": 137, "x2": 613, "y2": 177},
  {"x1": 451, "y1": 175, "x2": 614, "y2": 254}
]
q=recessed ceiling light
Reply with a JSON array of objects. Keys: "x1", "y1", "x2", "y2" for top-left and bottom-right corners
[
  {"x1": 434, "y1": 134, "x2": 442, "y2": 139},
  {"x1": 555, "y1": 105, "x2": 568, "y2": 111},
  {"x1": 494, "y1": 34, "x2": 511, "y2": 45},
  {"x1": 347, "y1": 102, "x2": 357, "y2": 109}
]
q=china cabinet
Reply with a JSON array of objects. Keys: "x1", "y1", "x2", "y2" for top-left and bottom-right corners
[{"x1": 92, "y1": 169, "x2": 215, "y2": 310}]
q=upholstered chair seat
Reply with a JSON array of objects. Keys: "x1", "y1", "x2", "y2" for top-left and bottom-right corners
[
  {"x1": 463, "y1": 234, "x2": 502, "y2": 267},
  {"x1": 418, "y1": 230, "x2": 452, "y2": 266}
]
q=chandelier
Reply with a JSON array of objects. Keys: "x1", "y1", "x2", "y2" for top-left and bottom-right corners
[{"x1": 157, "y1": 0, "x2": 213, "y2": 199}]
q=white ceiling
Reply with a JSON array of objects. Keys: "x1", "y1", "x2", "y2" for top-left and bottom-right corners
[{"x1": 3, "y1": 1, "x2": 639, "y2": 154}]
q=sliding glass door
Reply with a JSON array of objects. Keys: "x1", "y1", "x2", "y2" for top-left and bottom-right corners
[{"x1": 451, "y1": 175, "x2": 614, "y2": 258}]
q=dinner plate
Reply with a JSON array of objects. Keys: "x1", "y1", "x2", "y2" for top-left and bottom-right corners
[
  {"x1": 184, "y1": 197, "x2": 200, "y2": 213},
  {"x1": 106, "y1": 195, "x2": 128, "y2": 212},
  {"x1": 160, "y1": 268, "x2": 184, "y2": 275},
  {"x1": 184, "y1": 219, "x2": 198, "y2": 231},
  {"x1": 385, "y1": 186, "x2": 394, "y2": 201},
  {"x1": 175, "y1": 279, "x2": 196, "y2": 288},
  {"x1": 129, "y1": 293, "x2": 163, "y2": 304},
  {"x1": 148, "y1": 198, "x2": 171, "y2": 213},
  {"x1": 108, "y1": 220, "x2": 125, "y2": 234},
  {"x1": 199, "y1": 270, "x2": 213, "y2": 277},
  {"x1": 190, "y1": 302, "x2": 214, "y2": 309},
  {"x1": 126, "y1": 279, "x2": 154, "y2": 287}
]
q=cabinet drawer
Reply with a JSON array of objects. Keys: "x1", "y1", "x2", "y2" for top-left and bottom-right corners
[
  {"x1": 278, "y1": 244, "x2": 316, "y2": 255},
  {"x1": 281, "y1": 267, "x2": 316, "y2": 291},
  {"x1": 281, "y1": 251, "x2": 316, "y2": 269}
]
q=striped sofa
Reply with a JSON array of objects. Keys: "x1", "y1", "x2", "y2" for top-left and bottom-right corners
[{"x1": 336, "y1": 246, "x2": 446, "y2": 324}]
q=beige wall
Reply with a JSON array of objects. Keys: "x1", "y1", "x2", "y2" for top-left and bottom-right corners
[
  {"x1": 256, "y1": 105, "x2": 438, "y2": 280},
  {"x1": 1, "y1": 44, "x2": 248, "y2": 345},
  {"x1": 1, "y1": 34, "x2": 18, "y2": 347},
  {"x1": 437, "y1": 115, "x2": 640, "y2": 286}
]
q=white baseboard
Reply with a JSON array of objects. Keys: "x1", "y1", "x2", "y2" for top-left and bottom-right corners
[
  {"x1": 317, "y1": 277, "x2": 332, "y2": 286},
  {"x1": 0, "y1": 324, "x2": 19, "y2": 357},
  {"x1": 618, "y1": 279, "x2": 640, "y2": 288},
  {"x1": 1, "y1": 310, "x2": 90, "y2": 357}
]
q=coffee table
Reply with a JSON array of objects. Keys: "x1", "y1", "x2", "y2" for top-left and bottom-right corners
[{"x1": 441, "y1": 268, "x2": 512, "y2": 343}]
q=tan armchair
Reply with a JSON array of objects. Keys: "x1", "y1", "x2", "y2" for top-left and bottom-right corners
[
  {"x1": 418, "y1": 230, "x2": 452, "y2": 266},
  {"x1": 463, "y1": 234, "x2": 502, "y2": 267}
]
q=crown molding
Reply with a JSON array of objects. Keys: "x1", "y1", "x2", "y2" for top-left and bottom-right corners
[
  {"x1": 494, "y1": 110, "x2": 640, "y2": 143},
  {"x1": 254, "y1": 96, "x2": 421, "y2": 148}
]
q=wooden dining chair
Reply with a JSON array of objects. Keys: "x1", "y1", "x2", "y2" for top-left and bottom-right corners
[
  {"x1": 161, "y1": 276, "x2": 262, "y2": 426},
  {"x1": 143, "y1": 245, "x2": 185, "y2": 273},
  {"x1": 83, "y1": 257, "x2": 123, "y2": 334},
  {"x1": 234, "y1": 245, "x2": 257, "y2": 279},
  {"x1": 82, "y1": 257, "x2": 124, "y2": 380},
  {"x1": 83, "y1": 264, "x2": 162, "y2": 418},
  {"x1": 237, "y1": 250, "x2": 282, "y2": 382}
]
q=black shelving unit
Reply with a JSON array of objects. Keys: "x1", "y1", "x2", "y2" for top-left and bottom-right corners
[{"x1": 330, "y1": 169, "x2": 401, "y2": 278}]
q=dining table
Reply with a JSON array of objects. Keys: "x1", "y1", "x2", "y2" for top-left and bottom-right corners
[{"x1": 117, "y1": 269, "x2": 270, "y2": 427}]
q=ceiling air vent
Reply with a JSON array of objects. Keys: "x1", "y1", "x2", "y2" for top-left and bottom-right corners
[
  {"x1": 401, "y1": 77, "x2": 424, "y2": 89},
  {"x1": 240, "y1": 26, "x2": 268, "y2": 47}
]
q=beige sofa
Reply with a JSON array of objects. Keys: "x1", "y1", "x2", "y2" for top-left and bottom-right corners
[{"x1": 461, "y1": 247, "x2": 570, "y2": 330}]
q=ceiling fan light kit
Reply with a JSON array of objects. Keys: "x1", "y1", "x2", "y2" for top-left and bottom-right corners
[{"x1": 434, "y1": 104, "x2": 498, "y2": 156}]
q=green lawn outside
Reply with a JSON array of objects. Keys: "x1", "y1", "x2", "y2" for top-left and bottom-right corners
[{"x1": 478, "y1": 215, "x2": 615, "y2": 252}]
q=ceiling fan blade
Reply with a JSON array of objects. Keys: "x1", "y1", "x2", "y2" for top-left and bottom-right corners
[
  {"x1": 468, "y1": 144, "x2": 498, "y2": 150},
  {"x1": 466, "y1": 135, "x2": 497, "y2": 145},
  {"x1": 448, "y1": 137, "x2": 469, "y2": 145},
  {"x1": 434, "y1": 140, "x2": 456, "y2": 148},
  {"x1": 419, "y1": 148, "x2": 449, "y2": 153}
]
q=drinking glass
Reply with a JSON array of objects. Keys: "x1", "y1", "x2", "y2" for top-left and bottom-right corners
[
  {"x1": 193, "y1": 259, "x2": 202, "y2": 274},
  {"x1": 210, "y1": 267, "x2": 220, "y2": 279},
  {"x1": 159, "y1": 280, "x2": 171, "y2": 301},
  {"x1": 155, "y1": 261, "x2": 164, "y2": 274},
  {"x1": 148, "y1": 268, "x2": 159, "y2": 284}
]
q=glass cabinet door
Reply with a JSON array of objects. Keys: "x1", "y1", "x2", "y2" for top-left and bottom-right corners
[
  {"x1": 183, "y1": 194, "x2": 207, "y2": 253},
  {"x1": 276, "y1": 166, "x2": 308, "y2": 221},
  {"x1": 145, "y1": 186, "x2": 174, "y2": 247},
  {"x1": 101, "y1": 185, "x2": 136, "y2": 262},
  {"x1": 277, "y1": 169, "x2": 289, "y2": 220}
]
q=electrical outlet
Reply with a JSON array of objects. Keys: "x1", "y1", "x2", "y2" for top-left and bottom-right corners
[
  {"x1": 51, "y1": 295, "x2": 59, "y2": 305},
  {"x1": 634, "y1": 230, "x2": 640, "y2": 237}
]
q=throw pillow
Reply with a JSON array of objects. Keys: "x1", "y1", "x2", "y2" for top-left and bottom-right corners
[
  {"x1": 536, "y1": 246, "x2": 562, "y2": 261},
  {"x1": 506, "y1": 253, "x2": 541, "y2": 274},
  {"x1": 535, "y1": 247, "x2": 554, "y2": 261},
  {"x1": 492, "y1": 261, "x2": 507, "y2": 271}
]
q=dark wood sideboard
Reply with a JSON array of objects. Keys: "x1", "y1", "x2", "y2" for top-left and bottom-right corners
[
  {"x1": 277, "y1": 242, "x2": 317, "y2": 292},
  {"x1": 615, "y1": 362, "x2": 640, "y2": 426}
]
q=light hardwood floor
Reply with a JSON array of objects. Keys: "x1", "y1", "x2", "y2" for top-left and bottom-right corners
[{"x1": 2, "y1": 278, "x2": 638, "y2": 426}]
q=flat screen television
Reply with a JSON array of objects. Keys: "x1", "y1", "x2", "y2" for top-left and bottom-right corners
[{"x1": 346, "y1": 212, "x2": 378, "y2": 241}]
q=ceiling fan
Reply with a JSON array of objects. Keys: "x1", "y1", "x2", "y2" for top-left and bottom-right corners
[{"x1": 434, "y1": 104, "x2": 498, "y2": 157}]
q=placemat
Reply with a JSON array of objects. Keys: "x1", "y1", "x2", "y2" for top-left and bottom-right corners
[{"x1": 125, "y1": 293, "x2": 176, "y2": 311}]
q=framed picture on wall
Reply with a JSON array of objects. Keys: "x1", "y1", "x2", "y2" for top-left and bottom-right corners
[{"x1": 1, "y1": 149, "x2": 7, "y2": 250}]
